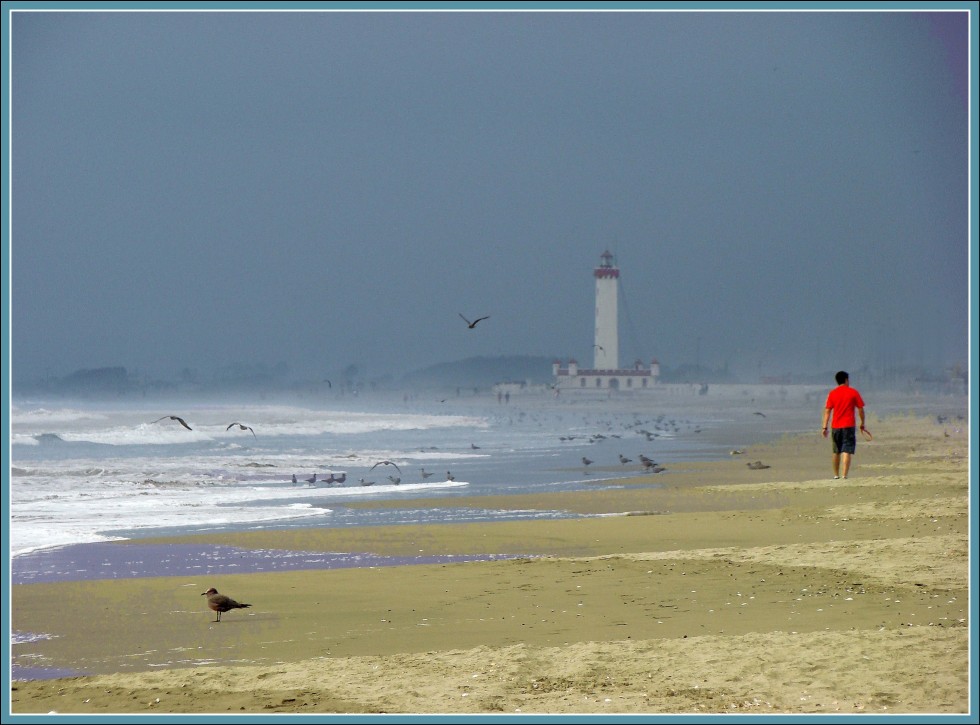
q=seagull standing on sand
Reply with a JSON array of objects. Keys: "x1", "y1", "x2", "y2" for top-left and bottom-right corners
[
  {"x1": 618, "y1": 454, "x2": 632, "y2": 464},
  {"x1": 201, "y1": 587, "x2": 251, "y2": 622},
  {"x1": 151, "y1": 415, "x2": 192, "y2": 431}
]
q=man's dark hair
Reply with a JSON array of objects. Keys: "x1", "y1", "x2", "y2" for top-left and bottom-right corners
[{"x1": 835, "y1": 371, "x2": 849, "y2": 385}]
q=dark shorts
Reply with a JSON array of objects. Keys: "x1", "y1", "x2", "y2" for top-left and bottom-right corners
[{"x1": 832, "y1": 427, "x2": 857, "y2": 455}]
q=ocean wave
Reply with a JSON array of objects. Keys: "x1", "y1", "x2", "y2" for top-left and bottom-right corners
[
  {"x1": 10, "y1": 406, "x2": 108, "y2": 424},
  {"x1": 33, "y1": 433, "x2": 65, "y2": 444},
  {"x1": 16, "y1": 409, "x2": 490, "y2": 447}
]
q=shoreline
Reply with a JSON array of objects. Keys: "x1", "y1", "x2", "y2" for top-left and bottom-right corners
[{"x1": 9, "y1": 413, "x2": 972, "y2": 715}]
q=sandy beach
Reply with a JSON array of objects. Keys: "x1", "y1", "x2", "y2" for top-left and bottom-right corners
[{"x1": 9, "y1": 412, "x2": 971, "y2": 716}]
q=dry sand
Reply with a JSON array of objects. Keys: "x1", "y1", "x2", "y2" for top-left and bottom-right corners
[{"x1": 9, "y1": 413, "x2": 972, "y2": 716}]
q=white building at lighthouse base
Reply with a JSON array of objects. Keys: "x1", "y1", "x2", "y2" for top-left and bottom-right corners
[{"x1": 552, "y1": 358, "x2": 661, "y2": 391}]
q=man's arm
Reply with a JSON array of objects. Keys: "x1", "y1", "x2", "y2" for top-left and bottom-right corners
[
  {"x1": 857, "y1": 406, "x2": 865, "y2": 429},
  {"x1": 822, "y1": 408, "x2": 831, "y2": 436}
]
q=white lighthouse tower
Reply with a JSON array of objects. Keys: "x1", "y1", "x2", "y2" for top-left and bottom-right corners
[
  {"x1": 594, "y1": 250, "x2": 619, "y2": 370},
  {"x1": 552, "y1": 250, "x2": 658, "y2": 391}
]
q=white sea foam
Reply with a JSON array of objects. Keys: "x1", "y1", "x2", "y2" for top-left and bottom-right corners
[
  {"x1": 11, "y1": 393, "x2": 827, "y2": 559},
  {"x1": 8, "y1": 400, "x2": 520, "y2": 556}
]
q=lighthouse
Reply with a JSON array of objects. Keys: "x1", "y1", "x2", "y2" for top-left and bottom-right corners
[
  {"x1": 594, "y1": 250, "x2": 619, "y2": 370},
  {"x1": 552, "y1": 250, "x2": 659, "y2": 391}
]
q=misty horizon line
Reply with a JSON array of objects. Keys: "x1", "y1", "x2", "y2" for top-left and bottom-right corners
[{"x1": 9, "y1": 355, "x2": 968, "y2": 399}]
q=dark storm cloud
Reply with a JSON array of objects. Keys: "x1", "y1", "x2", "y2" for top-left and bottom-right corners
[{"x1": 8, "y1": 5, "x2": 972, "y2": 385}]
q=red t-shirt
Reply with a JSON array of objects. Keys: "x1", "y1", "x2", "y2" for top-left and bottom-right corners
[{"x1": 825, "y1": 385, "x2": 865, "y2": 428}]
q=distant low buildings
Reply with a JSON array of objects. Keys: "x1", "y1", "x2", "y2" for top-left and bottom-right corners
[{"x1": 552, "y1": 357, "x2": 660, "y2": 390}]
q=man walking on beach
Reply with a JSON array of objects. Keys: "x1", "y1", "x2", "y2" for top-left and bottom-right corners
[{"x1": 821, "y1": 370, "x2": 866, "y2": 480}]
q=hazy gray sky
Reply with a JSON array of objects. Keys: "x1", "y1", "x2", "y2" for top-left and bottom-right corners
[{"x1": 8, "y1": 4, "x2": 973, "y2": 385}]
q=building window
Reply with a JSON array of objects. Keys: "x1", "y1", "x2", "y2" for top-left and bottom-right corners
[
  {"x1": 596, "y1": 378, "x2": 602, "y2": 387},
  {"x1": 580, "y1": 378, "x2": 586, "y2": 387}
]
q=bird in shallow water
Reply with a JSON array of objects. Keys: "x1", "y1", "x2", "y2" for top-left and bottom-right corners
[
  {"x1": 151, "y1": 415, "x2": 192, "y2": 431},
  {"x1": 201, "y1": 587, "x2": 251, "y2": 622},
  {"x1": 420, "y1": 468, "x2": 433, "y2": 479},
  {"x1": 618, "y1": 454, "x2": 632, "y2": 464},
  {"x1": 746, "y1": 461, "x2": 771, "y2": 470},
  {"x1": 582, "y1": 457, "x2": 593, "y2": 467},
  {"x1": 639, "y1": 455, "x2": 658, "y2": 470}
]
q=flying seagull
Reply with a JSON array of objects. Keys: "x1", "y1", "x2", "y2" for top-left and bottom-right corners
[
  {"x1": 753, "y1": 412, "x2": 767, "y2": 418},
  {"x1": 459, "y1": 313, "x2": 490, "y2": 329},
  {"x1": 370, "y1": 460, "x2": 402, "y2": 474},
  {"x1": 151, "y1": 415, "x2": 192, "y2": 431},
  {"x1": 226, "y1": 422, "x2": 256, "y2": 437}
]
